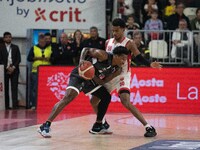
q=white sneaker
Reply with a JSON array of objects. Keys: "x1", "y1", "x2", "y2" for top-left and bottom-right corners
[{"x1": 37, "y1": 123, "x2": 51, "y2": 138}]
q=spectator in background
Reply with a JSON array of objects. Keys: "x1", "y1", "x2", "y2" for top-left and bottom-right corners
[
  {"x1": 27, "y1": 34, "x2": 52, "y2": 109},
  {"x1": 44, "y1": 33, "x2": 57, "y2": 62},
  {"x1": 144, "y1": 10, "x2": 163, "y2": 41},
  {"x1": 163, "y1": 0, "x2": 176, "y2": 29},
  {"x1": 51, "y1": 32, "x2": 75, "y2": 65},
  {"x1": 142, "y1": 0, "x2": 159, "y2": 25},
  {"x1": 176, "y1": 0, "x2": 200, "y2": 7},
  {"x1": 44, "y1": 33, "x2": 52, "y2": 47},
  {"x1": 191, "y1": 8, "x2": 200, "y2": 62},
  {"x1": 122, "y1": 0, "x2": 134, "y2": 21},
  {"x1": 171, "y1": 19, "x2": 192, "y2": 65},
  {"x1": 0, "y1": 38, "x2": 3, "y2": 44},
  {"x1": 0, "y1": 32, "x2": 21, "y2": 109},
  {"x1": 84, "y1": 26, "x2": 106, "y2": 50},
  {"x1": 71, "y1": 29, "x2": 84, "y2": 65},
  {"x1": 132, "y1": 0, "x2": 143, "y2": 22},
  {"x1": 125, "y1": 15, "x2": 140, "y2": 39},
  {"x1": 164, "y1": 0, "x2": 176, "y2": 17},
  {"x1": 191, "y1": 8, "x2": 200, "y2": 30},
  {"x1": 167, "y1": 2, "x2": 191, "y2": 30},
  {"x1": 131, "y1": 32, "x2": 150, "y2": 66}
]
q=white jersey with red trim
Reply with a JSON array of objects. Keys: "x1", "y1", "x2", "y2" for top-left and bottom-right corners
[
  {"x1": 104, "y1": 37, "x2": 131, "y2": 93},
  {"x1": 106, "y1": 37, "x2": 131, "y2": 73}
]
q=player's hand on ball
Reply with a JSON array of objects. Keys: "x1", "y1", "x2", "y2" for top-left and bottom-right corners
[
  {"x1": 78, "y1": 60, "x2": 95, "y2": 80},
  {"x1": 150, "y1": 61, "x2": 162, "y2": 69}
]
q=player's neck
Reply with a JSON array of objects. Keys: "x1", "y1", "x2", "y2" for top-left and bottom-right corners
[{"x1": 115, "y1": 36, "x2": 125, "y2": 43}]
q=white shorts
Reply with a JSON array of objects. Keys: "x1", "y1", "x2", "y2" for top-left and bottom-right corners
[{"x1": 104, "y1": 72, "x2": 131, "y2": 93}]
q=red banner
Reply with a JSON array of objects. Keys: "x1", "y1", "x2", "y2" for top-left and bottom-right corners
[{"x1": 37, "y1": 66, "x2": 200, "y2": 114}]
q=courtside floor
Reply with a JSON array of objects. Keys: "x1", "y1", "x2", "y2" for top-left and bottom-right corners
[{"x1": 0, "y1": 109, "x2": 200, "y2": 150}]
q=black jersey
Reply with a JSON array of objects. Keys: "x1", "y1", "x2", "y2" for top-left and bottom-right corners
[
  {"x1": 92, "y1": 53, "x2": 119, "y2": 80},
  {"x1": 68, "y1": 53, "x2": 118, "y2": 95}
]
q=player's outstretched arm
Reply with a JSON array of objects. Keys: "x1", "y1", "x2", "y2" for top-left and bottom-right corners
[{"x1": 128, "y1": 40, "x2": 162, "y2": 68}]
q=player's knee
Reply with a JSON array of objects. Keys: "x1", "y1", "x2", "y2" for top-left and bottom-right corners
[
  {"x1": 62, "y1": 89, "x2": 78, "y2": 105},
  {"x1": 90, "y1": 96, "x2": 100, "y2": 106},
  {"x1": 119, "y1": 93, "x2": 131, "y2": 108}
]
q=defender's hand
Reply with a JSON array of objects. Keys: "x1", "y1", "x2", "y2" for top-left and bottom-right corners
[{"x1": 150, "y1": 61, "x2": 162, "y2": 69}]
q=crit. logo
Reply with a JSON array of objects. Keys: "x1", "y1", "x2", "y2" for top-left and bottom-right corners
[
  {"x1": 35, "y1": 8, "x2": 46, "y2": 22},
  {"x1": 47, "y1": 72, "x2": 70, "y2": 100}
]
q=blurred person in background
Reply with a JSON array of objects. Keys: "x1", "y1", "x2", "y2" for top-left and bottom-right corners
[
  {"x1": 191, "y1": 8, "x2": 200, "y2": 62},
  {"x1": 44, "y1": 32, "x2": 57, "y2": 62},
  {"x1": 171, "y1": 19, "x2": 193, "y2": 65},
  {"x1": 0, "y1": 32, "x2": 21, "y2": 109},
  {"x1": 164, "y1": 0, "x2": 176, "y2": 17},
  {"x1": 163, "y1": 0, "x2": 176, "y2": 29},
  {"x1": 44, "y1": 32, "x2": 52, "y2": 47},
  {"x1": 142, "y1": 0, "x2": 159, "y2": 25},
  {"x1": 121, "y1": 0, "x2": 135, "y2": 21},
  {"x1": 191, "y1": 8, "x2": 200, "y2": 30},
  {"x1": 167, "y1": 2, "x2": 191, "y2": 30},
  {"x1": 71, "y1": 29, "x2": 84, "y2": 65},
  {"x1": 51, "y1": 32, "x2": 75, "y2": 65},
  {"x1": 125, "y1": 15, "x2": 140, "y2": 39},
  {"x1": 144, "y1": 10, "x2": 163, "y2": 42},
  {"x1": 27, "y1": 34, "x2": 52, "y2": 109},
  {"x1": 83, "y1": 26, "x2": 106, "y2": 50},
  {"x1": 131, "y1": 32, "x2": 150, "y2": 66}
]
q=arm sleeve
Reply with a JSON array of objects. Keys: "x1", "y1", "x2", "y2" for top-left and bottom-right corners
[{"x1": 134, "y1": 54, "x2": 151, "y2": 67}]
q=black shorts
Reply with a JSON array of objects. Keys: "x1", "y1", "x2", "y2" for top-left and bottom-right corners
[{"x1": 67, "y1": 67, "x2": 101, "y2": 95}]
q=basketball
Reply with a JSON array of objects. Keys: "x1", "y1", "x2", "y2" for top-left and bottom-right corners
[{"x1": 78, "y1": 61, "x2": 95, "y2": 80}]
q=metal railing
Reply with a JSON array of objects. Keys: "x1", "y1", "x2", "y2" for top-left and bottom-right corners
[{"x1": 125, "y1": 29, "x2": 200, "y2": 66}]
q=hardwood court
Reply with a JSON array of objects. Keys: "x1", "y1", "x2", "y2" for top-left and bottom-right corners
[{"x1": 0, "y1": 109, "x2": 200, "y2": 150}]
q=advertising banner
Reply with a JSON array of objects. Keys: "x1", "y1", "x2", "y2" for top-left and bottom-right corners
[
  {"x1": 37, "y1": 66, "x2": 200, "y2": 114},
  {"x1": 0, "y1": 65, "x2": 5, "y2": 110},
  {"x1": 0, "y1": 0, "x2": 106, "y2": 37}
]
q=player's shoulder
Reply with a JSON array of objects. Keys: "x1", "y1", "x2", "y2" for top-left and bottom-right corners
[
  {"x1": 106, "y1": 38, "x2": 114, "y2": 43},
  {"x1": 125, "y1": 39, "x2": 135, "y2": 49}
]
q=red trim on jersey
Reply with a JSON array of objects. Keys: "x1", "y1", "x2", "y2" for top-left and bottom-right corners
[
  {"x1": 125, "y1": 39, "x2": 130, "y2": 47},
  {"x1": 118, "y1": 87, "x2": 130, "y2": 94},
  {"x1": 112, "y1": 38, "x2": 115, "y2": 43},
  {"x1": 113, "y1": 36, "x2": 126, "y2": 44},
  {"x1": 127, "y1": 54, "x2": 131, "y2": 71},
  {"x1": 119, "y1": 36, "x2": 126, "y2": 43},
  {"x1": 105, "y1": 40, "x2": 109, "y2": 50}
]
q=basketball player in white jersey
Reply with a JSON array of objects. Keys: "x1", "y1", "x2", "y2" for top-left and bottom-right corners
[{"x1": 89, "y1": 18, "x2": 162, "y2": 137}]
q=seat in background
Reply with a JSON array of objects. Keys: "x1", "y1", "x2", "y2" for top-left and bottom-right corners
[{"x1": 149, "y1": 40, "x2": 168, "y2": 59}]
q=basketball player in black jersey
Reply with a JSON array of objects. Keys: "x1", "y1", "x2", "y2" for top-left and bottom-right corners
[{"x1": 37, "y1": 46, "x2": 129, "y2": 138}]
